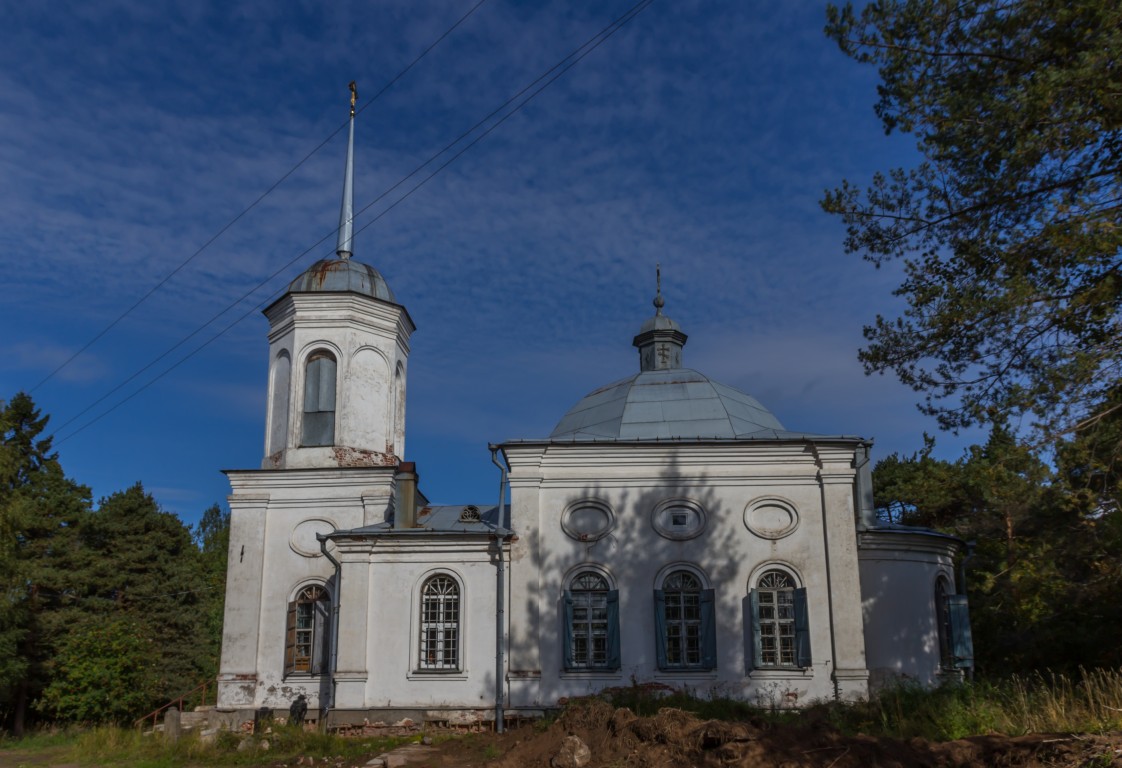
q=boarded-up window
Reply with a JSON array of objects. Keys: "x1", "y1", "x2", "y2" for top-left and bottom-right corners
[
  {"x1": 302, "y1": 352, "x2": 336, "y2": 446},
  {"x1": 285, "y1": 585, "x2": 330, "y2": 676}
]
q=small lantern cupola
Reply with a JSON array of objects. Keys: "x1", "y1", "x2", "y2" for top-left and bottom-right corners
[{"x1": 632, "y1": 264, "x2": 688, "y2": 372}]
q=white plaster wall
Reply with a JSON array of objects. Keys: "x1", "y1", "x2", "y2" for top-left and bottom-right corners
[
  {"x1": 346, "y1": 347, "x2": 390, "y2": 452},
  {"x1": 217, "y1": 468, "x2": 396, "y2": 711},
  {"x1": 504, "y1": 442, "x2": 869, "y2": 708},
  {"x1": 858, "y1": 531, "x2": 958, "y2": 689},
  {"x1": 360, "y1": 549, "x2": 501, "y2": 708}
]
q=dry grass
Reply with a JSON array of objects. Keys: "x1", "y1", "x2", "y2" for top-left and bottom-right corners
[{"x1": 1002, "y1": 668, "x2": 1122, "y2": 734}]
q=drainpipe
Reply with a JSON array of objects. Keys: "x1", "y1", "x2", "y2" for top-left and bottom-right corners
[
  {"x1": 394, "y1": 462, "x2": 418, "y2": 529},
  {"x1": 854, "y1": 443, "x2": 877, "y2": 530},
  {"x1": 957, "y1": 540, "x2": 976, "y2": 595},
  {"x1": 489, "y1": 445, "x2": 507, "y2": 734},
  {"x1": 317, "y1": 532, "x2": 342, "y2": 726}
]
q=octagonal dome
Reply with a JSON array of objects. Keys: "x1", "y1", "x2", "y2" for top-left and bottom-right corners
[
  {"x1": 550, "y1": 367, "x2": 788, "y2": 441},
  {"x1": 288, "y1": 258, "x2": 396, "y2": 303}
]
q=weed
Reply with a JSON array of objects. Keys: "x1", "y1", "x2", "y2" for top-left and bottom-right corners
[
  {"x1": 593, "y1": 669, "x2": 1122, "y2": 741},
  {"x1": 56, "y1": 724, "x2": 407, "y2": 766}
]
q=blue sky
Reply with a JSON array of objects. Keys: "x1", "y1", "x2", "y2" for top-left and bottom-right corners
[{"x1": 0, "y1": 0, "x2": 981, "y2": 526}]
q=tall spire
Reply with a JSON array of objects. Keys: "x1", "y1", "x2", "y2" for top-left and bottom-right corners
[{"x1": 336, "y1": 81, "x2": 357, "y2": 260}]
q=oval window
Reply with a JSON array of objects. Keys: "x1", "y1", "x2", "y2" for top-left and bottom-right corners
[{"x1": 651, "y1": 498, "x2": 706, "y2": 540}]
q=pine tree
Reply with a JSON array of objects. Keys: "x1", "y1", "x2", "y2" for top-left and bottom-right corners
[
  {"x1": 78, "y1": 484, "x2": 212, "y2": 709},
  {"x1": 823, "y1": 0, "x2": 1122, "y2": 439},
  {"x1": 0, "y1": 393, "x2": 91, "y2": 734}
]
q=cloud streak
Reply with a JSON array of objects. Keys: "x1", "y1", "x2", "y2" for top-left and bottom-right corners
[{"x1": 0, "y1": 0, "x2": 964, "y2": 520}]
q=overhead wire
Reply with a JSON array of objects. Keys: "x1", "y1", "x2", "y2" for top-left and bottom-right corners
[
  {"x1": 28, "y1": 0, "x2": 489, "y2": 394},
  {"x1": 50, "y1": 0, "x2": 655, "y2": 447}
]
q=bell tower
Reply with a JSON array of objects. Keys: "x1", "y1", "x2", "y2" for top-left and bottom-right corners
[{"x1": 260, "y1": 83, "x2": 414, "y2": 469}]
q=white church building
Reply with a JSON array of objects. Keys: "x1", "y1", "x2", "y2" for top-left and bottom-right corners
[{"x1": 216, "y1": 104, "x2": 973, "y2": 726}]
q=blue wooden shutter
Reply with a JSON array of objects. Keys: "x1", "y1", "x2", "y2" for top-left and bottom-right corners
[
  {"x1": 793, "y1": 587, "x2": 812, "y2": 668},
  {"x1": 606, "y1": 590, "x2": 621, "y2": 670},
  {"x1": 946, "y1": 594, "x2": 974, "y2": 670},
  {"x1": 562, "y1": 591, "x2": 575, "y2": 670},
  {"x1": 700, "y1": 588, "x2": 717, "y2": 670},
  {"x1": 748, "y1": 589, "x2": 761, "y2": 670},
  {"x1": 284, "y1": 600, "x2": 298, "y2": 676},
  {"x1": 653, "y1": 590, "x2": 668, "y2": 669}
]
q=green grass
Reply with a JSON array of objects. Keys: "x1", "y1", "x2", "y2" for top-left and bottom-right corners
[
  {"x1": 25, "y1": 724, "x2": 413, "y2": 767},
  {"x1": 0, "y1": 727, "x2": 80, "y2": 751},
  {"x1": 7, "y1": 668, "x2": 1122, "y2": 760}
]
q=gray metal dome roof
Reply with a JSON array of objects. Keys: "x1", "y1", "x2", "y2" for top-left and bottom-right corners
[
  {"x1": 288, "y1": 258, "x2": 396, "y2": 302},
  {"x1": 550, "y1": 367, "x2": 789, "y2": 441}
]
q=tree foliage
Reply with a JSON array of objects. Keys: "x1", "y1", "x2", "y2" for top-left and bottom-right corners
[
  {"x1": 194, "y1": 504, "x2": 231, "y2": 683},
  {"x1": 0, "y1": 393, "x2": 229, "y2": 732},
  {"x1": 38, "y1": 615, "x2": 158, "y2": 724},
  {"x1": 874, "y1": 419, "x2": 1122, "y2": 674},
  {"x1": 0, "y1": 393, "x2": 91, "y2": 734},
  {"x1": 80, "y1": 484, "x2": 215, "y2": 705},
  {"x1": 823, "y1": 0, "x2": 1122, "y2": 437}
]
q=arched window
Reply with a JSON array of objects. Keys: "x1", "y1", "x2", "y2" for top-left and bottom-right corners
[
  {"x1": 654, "y1": 569, "x2": 715, "y2": 670},
  {"x1": 419, "y1": 576, "x2": 460, "y2": 671},
  {"x1": 748, "y1": 570, "x2": 810, "y2": 668},
  {"x1": 935, "y1": 576, "x2": 954, "y2": 669},
  {"x1": 285, "y1": 585, "x2": 331, "y2": 676},
  {"x1": 302, "y1": 351, "x2": 336, "y2": 446},
  {"x1": 563, "y1": 571, "x2": 620, "y2": 671}
]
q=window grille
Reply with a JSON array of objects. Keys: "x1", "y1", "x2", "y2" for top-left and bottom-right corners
[
  {"x1": 419, "y1": 576, "x2": 460, "y2": 670},
  {"x1": 654, "y1": 570, "x2": 716, "y2": 670},
  {"x1": 756, "y1": 571, "x2": 795, "y2": 666},
  {"x1": 748, "y1": 570, "x2": 811, "y2": 669}
]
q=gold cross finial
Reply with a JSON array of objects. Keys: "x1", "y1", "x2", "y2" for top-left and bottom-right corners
[{"x1": 348, "y1": 81, "x2": 357, "y2": 117}]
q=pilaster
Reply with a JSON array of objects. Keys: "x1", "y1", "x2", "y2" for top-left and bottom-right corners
[
  {"x1": 217, "y1": 493, "x2": 270, "y2": 708},
  {"x1": 815, "y1": 446, "x2": 869, "y2": 700}
]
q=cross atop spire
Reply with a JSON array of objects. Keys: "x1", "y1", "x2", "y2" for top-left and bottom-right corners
[
  {"x1": 633, "y1": 263, "x2": 687, "y2": 372},
  {"x1": 336, "y1": 81, "x2": 357, "y2": 260}
]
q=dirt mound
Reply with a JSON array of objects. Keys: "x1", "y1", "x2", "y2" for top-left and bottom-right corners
[{"x1": 491, "y1": 699, "x2": 1122, "y2": 768}]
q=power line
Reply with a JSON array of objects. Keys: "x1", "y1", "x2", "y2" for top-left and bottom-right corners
[
  {"x1": 51, "y1": 0, "x2": 655, "y2": 447},
  {"x1": 29, "y1": 0, "x2": 489, "y2": 394}
]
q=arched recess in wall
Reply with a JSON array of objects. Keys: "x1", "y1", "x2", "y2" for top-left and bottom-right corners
[
  {"x1": 393, "y1": 361, "x2": 406, "y2": 457},
  {"x1": 349, "y1": 347, "x2": 389, "y2": 452},
  {"x1": 268, "y1": 350, "x2": 291, "y2": 456}
]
